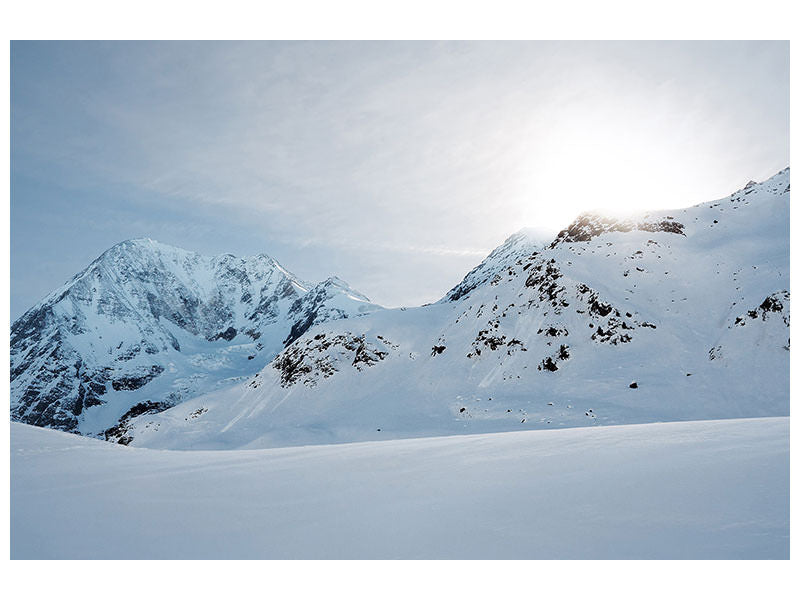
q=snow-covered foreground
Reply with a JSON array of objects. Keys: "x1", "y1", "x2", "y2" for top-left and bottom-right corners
[{"x1": 11, "y1": 417, "x2": 788, "y2": 559}]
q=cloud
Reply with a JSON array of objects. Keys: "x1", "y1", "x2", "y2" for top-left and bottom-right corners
[{"x1": 11, "y1": 41, "x2": 789, "y2": 317}]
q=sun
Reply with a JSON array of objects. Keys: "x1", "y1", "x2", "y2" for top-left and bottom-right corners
[{"x1": 514, "y1": 109, "x2": 706, "y2": 232}]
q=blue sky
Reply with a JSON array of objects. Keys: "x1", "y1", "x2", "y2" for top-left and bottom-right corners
[{"x1": 11, "y1": 41, "x2": 789, "y2": 319}]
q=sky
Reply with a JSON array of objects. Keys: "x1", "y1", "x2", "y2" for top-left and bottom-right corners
[{"x1": 10, "y1": 41, "x2": 789, "y2": 320}]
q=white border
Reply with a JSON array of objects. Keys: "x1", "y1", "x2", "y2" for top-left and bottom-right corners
[{"x1": 2, "y1": 2, "x2": 796, "y2": 598}]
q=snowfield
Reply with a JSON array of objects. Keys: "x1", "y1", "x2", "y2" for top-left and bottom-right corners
[{"x1": 11, "y1": 417, "x2": 788, "y2": 559}]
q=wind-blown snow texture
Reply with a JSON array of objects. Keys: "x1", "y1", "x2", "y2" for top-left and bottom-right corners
[
  {"x1": 10, "y1": 239, "x2": 380, "y2": 438},
  {"x1": 10, "y1": 418, "x2": 789, "y2": 559},
  {"x1": 120, "y1": 169, "x2": 789, "y2": 450}
]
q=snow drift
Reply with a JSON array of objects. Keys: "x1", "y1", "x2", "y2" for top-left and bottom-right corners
[{"x1": 10, "y1": 417, "x2": 789, "y2": 559}]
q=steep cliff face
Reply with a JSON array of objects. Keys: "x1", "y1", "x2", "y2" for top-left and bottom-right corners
[
  {"x1": 10, "y1": 239, "x2": 380, "y2": 436},
  {"x1": 121, "y1": 169, "x2": 789, "y2": 450}
]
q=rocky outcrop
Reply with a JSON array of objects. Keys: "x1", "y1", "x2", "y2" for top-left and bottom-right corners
[
  {"x1": 734, "y1": 291, "x2": 790, "y2": 327},
  {"x1": 550, "y1": 213, "x2": 685, "y2": 247},
  {"x1": 259, "y1": 332, "x2": 392, "y2": 389}
]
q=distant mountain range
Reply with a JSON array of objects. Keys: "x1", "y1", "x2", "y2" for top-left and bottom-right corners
[
  {"x1": 11, "y1": 168, "x2": 790, "y2": 449},
  {"x1": 10, "y1": 239, "x2": 380, "y2": 436}
]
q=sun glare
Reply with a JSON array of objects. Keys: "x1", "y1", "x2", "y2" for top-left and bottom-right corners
[{"x1": 516, "y1": 107, "x2": 707, "y2": 232}]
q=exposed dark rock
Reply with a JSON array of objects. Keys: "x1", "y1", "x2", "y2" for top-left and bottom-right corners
[
  {"x1": 111, "y1": 365, "x2": 165, "y2": 392},
  {"x1": 539, "y1": 357, "x2": 558, "y2": 371},
  {"x1": 186, "y1": 407, "x2": 208, "y2": 420},
  {"x1": 734, "y1": 291, "x2": 790, "y2": 327},
  {"x1": 550, "y1": 213, "x2": 685, "y2": 247},
  {"x1": 760, "y1": 294, "x2": 785, "y2": 315},
  {"x1": 283, "y1": 312, "x2": 317, "y2": 347},
  {"x1": 538, "y1": 344, "x2": 570, "y2": 372},
  {"x1": 352, "y1": 340, "x2": 389, "y2": 369},
  {"x1": 638, "y1": 220, "x2": 685, "y2": 236},
  {"x1": 209, "y1": 326, "x2": 237, "y2": 342},
  {"x1": 273, "y1": 351, "x2": 314, "y2": 387},
  {"x1": 103, "y1": 400, "x2": 172, "y2": 444},
  {"x1": 473, "y1": 328, "x2": 507, "y2": 353},
  {"x1": 537, "y1": 326, "x2": 568, "y2": 337},
  {"x1": 273, "y1": 333, "x2": 390, "y2": 388},
  {"x1": 524, "y1": 260, "x2": 569, "y2": 312}
]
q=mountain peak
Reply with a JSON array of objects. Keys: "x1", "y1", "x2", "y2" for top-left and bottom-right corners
[
  {"x1": 103, "y1": 238, "x2": 280, "y2": 263},
  {"x1": 317, "y1": 276, "x2": 372, "y2": 302},
  {"x1": 110, "y1": 237, "x2": 184, "y2": 252},
  {"x1": 441, "y1": 228, "x2": 549, "y2": 303},
  {"x1": 94, "y1": 237, "x2": 199, "y2": 266},
  {"x1": 507, "y1": 226, "x2": 559, "y2": 246},
  {"x1": 11, "y1": 238, "x2": 381, "y2": 436}
]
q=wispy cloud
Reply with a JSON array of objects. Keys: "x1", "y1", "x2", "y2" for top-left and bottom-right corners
[{"x1": 11, "y1": 41, "x2": 789, "y2": 317}]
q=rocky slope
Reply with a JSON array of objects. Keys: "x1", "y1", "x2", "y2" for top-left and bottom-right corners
[
  {"x1": 120, "y1": 168, "x2": 790, "y2": 450},
  {"x1": 10, "y1": 239, "x2": 380, "y2": 436}
]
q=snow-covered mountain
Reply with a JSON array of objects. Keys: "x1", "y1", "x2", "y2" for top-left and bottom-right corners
[
  {"x1": 116, "y1": 169, "x2": 790, "y2": 450},
  {"x1": 10, "y1": 239, "x2": 381, "y2": 437},
  {"x1": 443, "y1": 226, "x2": 553, "y2": 302}
]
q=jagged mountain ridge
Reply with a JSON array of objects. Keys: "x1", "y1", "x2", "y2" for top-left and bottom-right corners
[
  {"x1": 10, "y1": 238, "x2": 381, "y2": 436},
  {"x1": 120, "y1": 168, "x2": 790, "y2": 450},
  {"x1": 442, "y1": 227, "x2": 551, "y2": 302}
]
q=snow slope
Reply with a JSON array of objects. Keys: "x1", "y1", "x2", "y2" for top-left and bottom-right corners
[
  {"x1": 10, "y1": 417, "x2": 789, "y2": 559},
  {"x1": 125, "y1": 169, "x2": 789, "y2": 450},
  {"x1": 10, "y1": 239, "x2": 381, "y2": 438}
]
